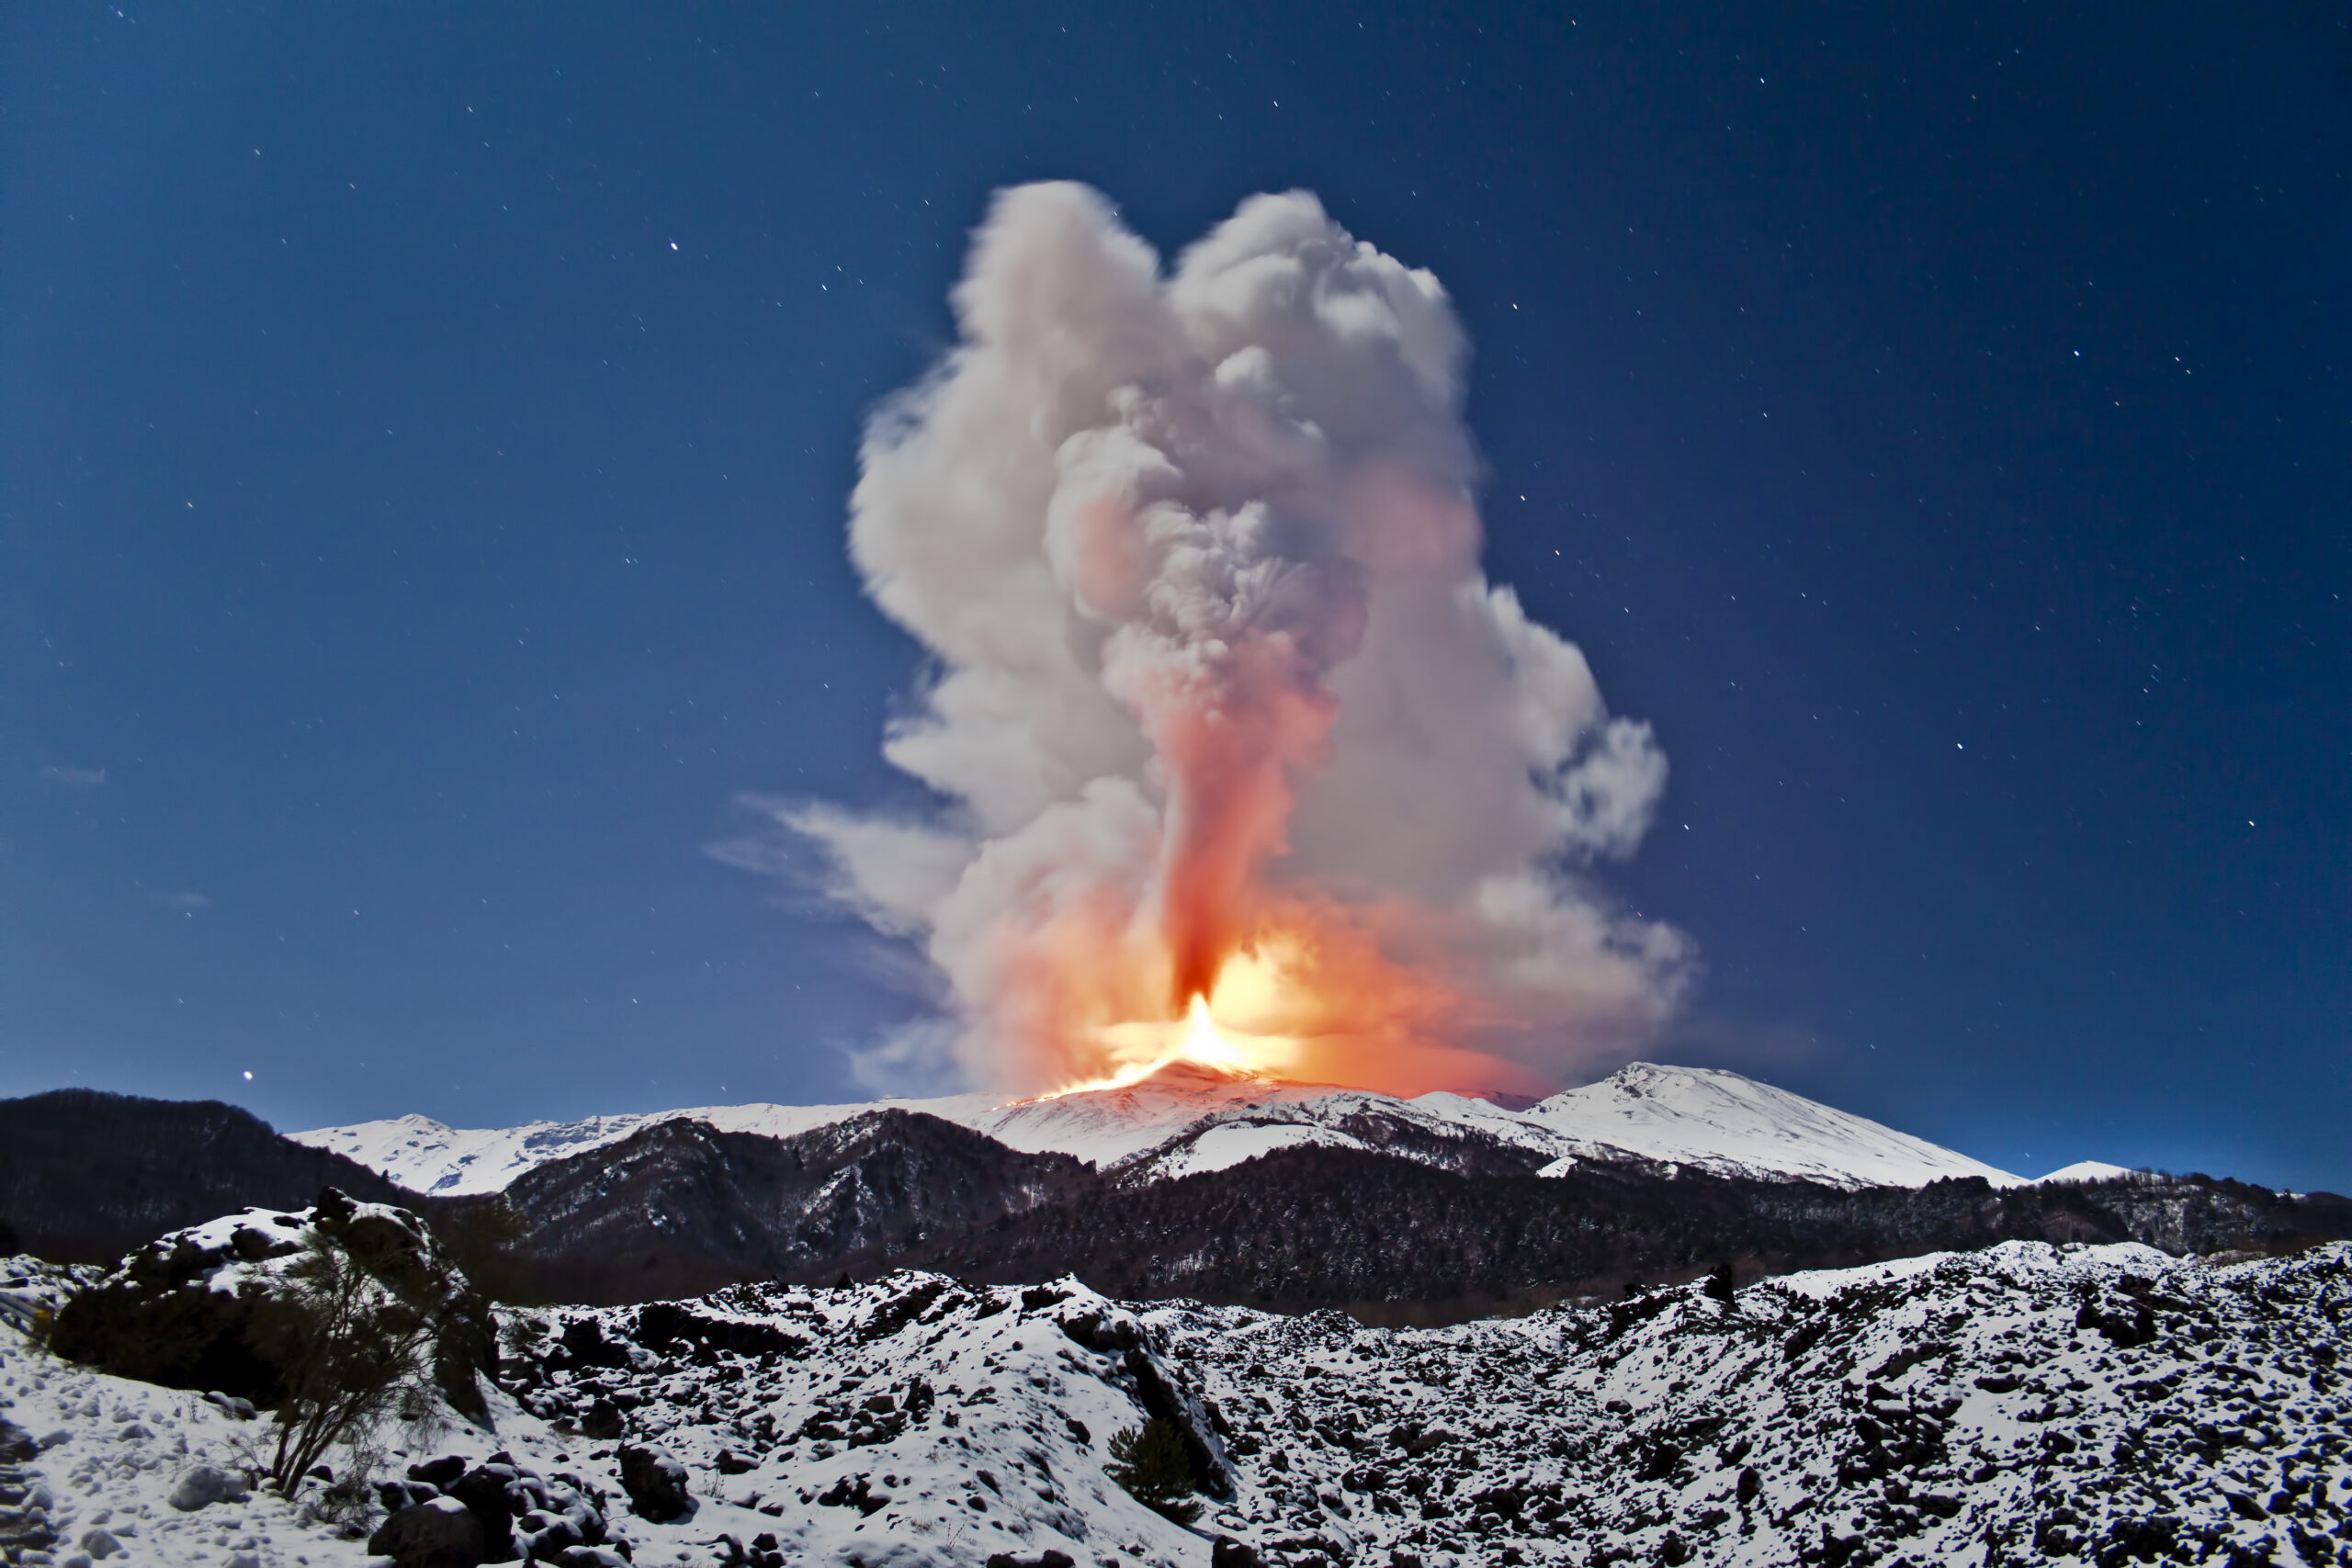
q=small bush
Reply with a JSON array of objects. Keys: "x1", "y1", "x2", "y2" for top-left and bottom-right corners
[
  {"x1": 245, "y1": 1235, "x2": 440, "y2": 1491},
  {"x1": 1105, "y1": 1418, "x2": 1201, "y2": 1524}
]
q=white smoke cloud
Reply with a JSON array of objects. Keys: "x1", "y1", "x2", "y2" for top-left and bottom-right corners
[{"x1": 737, "y1": 183, "x2": 1692, "y2": 1092}]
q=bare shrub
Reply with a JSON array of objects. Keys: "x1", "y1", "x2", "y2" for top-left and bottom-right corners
[{"x1": 243, "y1": 1235, "x2": 439, "y2": 1492}]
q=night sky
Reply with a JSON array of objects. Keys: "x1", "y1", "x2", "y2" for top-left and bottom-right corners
[{"x1": 4, "y1": 5, "x2": 2346, "y2": 1190}]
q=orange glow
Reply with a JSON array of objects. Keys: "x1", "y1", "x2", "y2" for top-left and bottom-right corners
[
  {"x1": 1043, "y1": 992, "x2": 1296, "y2": 1098},
  {"x1": 984, "y1": 470, "x2": 1531, "y2": 1103},
  {"x1": 1031, "y1": 901, "x2": 1539, "y2": 1101}
]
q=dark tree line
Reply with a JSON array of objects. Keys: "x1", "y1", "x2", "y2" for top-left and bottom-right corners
[{"x1": 7, "y1": 1090, "x2": 2345, "y2": 1319}]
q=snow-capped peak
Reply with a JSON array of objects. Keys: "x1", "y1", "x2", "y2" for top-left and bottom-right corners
[
  {"x1": 295, "y1": 1056, "x2": 2028, "y2": 1198},
  {"x1": 2035, "y1": 1159, "x2": 2150, "y2": 1185},
  {"x1": 1521, "y1": 1061, "x2": 2026, "y2": 1189}
]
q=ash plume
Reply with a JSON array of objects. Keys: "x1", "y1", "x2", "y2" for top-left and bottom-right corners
[{"x1": 734, "y1": 183, "x2": 1692, "y2": 1094}]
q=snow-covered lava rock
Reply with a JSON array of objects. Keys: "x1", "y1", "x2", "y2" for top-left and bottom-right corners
[
  {"x1": 4, "y1": 1241, "x2": 2348, "y2": 1568},
  {"x1": 498, "y1": 1242, "x2": 2350, "y2": 1567}
]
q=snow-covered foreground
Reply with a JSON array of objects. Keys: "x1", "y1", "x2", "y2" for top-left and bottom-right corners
[
  {"x1": 6, "y1": 1240, "x2": 2348, "y2": 1568},
  {"x1": 293, "y1": 1061, "x2": 2034, "y2": 1199}
]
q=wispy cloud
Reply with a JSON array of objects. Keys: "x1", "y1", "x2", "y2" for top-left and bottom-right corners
[
  {"x1": 839, "y1": 1017, "x2": 967, "y2": 1098},
  {"x1": 151, "y1": 890, "x2": 210, "y2": 910},
  {"x1": 40, "y1": 765, "x2": 107, "y2": 788}
]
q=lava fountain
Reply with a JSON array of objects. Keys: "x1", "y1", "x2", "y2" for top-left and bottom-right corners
[{"x1": 742, "y1": 183, "x2": 1695, "y2": 1100}]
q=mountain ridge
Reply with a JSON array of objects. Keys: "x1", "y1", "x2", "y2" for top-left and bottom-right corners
[
  {"x1": 0, "y1": 1087, "x2": 422, "y2": 1263},
  {"x1": 292, "y1": 1058, "x2": 2041, "y2": 1199},
  {"x1": 6, "y1": 1087, "x2": 2345, "y2": 1317},
  {"x1": 426, "y1": 1103, "x2": 2351, "y2": 1314}
]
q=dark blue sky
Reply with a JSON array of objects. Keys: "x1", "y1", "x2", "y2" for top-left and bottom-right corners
[{"x1": 4, "y1": 4, "x2": 2345, "y2": 1189}]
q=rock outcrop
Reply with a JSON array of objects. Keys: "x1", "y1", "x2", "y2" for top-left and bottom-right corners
[
  {"x1": 372, "y1": 1449, "x2": 611, "y2": 1565},
  {"x1": 47, "y1": 1189, "x2": 497, "y2": 1420}
]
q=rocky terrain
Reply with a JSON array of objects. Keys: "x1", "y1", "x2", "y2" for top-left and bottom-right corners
[
  {"x1": 7, "y1": 1234, "x2": 2346, "y2": 1568},
  {"x1": 43, "y1": 1190, "x2": 498, "y2": 1426},
  {"x1": 491, "y1": 1241, "x2": 2352, "y2": 1568}
]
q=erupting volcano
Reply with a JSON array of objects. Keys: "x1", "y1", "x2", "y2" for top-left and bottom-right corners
[
  {"x1": 1054, "y1": 931, "x2": 1443, "y2": 1097},
  {"x1": 737, "y1": 183, "x2": 1694, "y2": 1099}
]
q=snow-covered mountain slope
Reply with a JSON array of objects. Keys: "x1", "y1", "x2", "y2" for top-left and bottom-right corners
[
  {"x1": 293, "y1": 1059, "x2": 2029, "y2": 1198},
  {"x1": 286, "y1": 1066, "x2": 1345, "y2": 1198},
  {"x1": 17, "y1": 1238, "x2": 2343, "y2": 1568},
  {"x1": 1521, "y1": 1061, "x2": 2027, "y2": 1188},
  {"x1": 288, "y1": 1104, "x2": 882, "y2": 1197}
]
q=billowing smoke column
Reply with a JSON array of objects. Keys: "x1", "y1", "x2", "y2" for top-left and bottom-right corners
[{"x1": 735, "y1": 184, "x2": 1693, "y2": 1095}]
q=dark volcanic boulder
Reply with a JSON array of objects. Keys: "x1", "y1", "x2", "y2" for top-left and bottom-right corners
[
  {"x1": 386, "y1": 1452, "x2": 605, "y2": 1566},
  {"x1": 513, "y1": 1475, "x2": 607, "y2": 1561},
  {"x1": 368, "y1": 1495, "x2": 486, "y2": 1568},
  {"x1": 0, "y1": 1417, "x2": 40, "y2": 1462},
  {"x1": 44, "y1": 1221, "x2": 294, "y2": 1399},
  {"x1": 48, "y1": 1190, "x2": 497, "y2": 1420},
  {"x1": 1122, "y1": 1346, "x2": 1233, "y2": 1497},
  {"x1": 616, "y1": 1444, "x2": 692, "y2": 1522},
  {"x1": 409, "y1": 1455, "x2": 470, "y2": 1489},
  {"x1": 446, "y1": 1462, "x2": 523, "y2": 1561}
]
